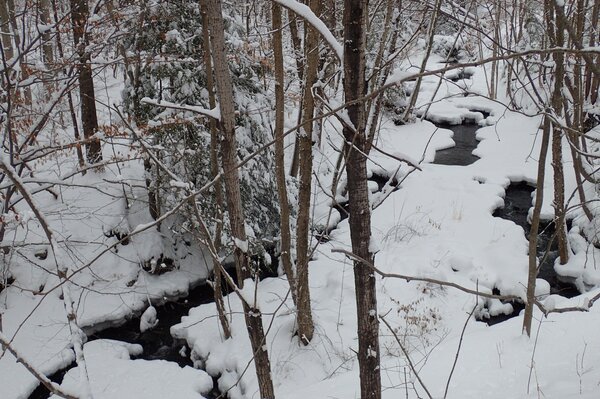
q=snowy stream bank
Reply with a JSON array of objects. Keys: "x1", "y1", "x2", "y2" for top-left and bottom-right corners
[
  {"x1": 30, "y1": 117, "x2": 582, "y2": 399},
  {"x1": 426, "y1": 114, "x2": 580, "y2": 323}
]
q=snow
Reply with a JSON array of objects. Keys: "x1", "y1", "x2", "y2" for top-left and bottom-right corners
[
  {"x1": 3, "y1": 10, "x2": 600, "y2": 399},
  {"x1": 141, "y1": 97, "x2": 221, "y2": 120},
  {"x1": 0, "y1": 72, "x2": 212, "y2": 398},
  {"x1": 273, "y1": 0, "x2": 343, "y2": 61},
  {"x1": 234, "y1": 238, "x2": 249, "y2": 253},
  {"x1": 169, "y1": 52, "x2": 600, "y2": 399},
  {"x1": 140, "y1": 306, "x2": 159, "y2": 333},
  {"x1": 235, "y1": 278, "x2": 258, "y2": 309},
  {"x1": 50, "y1": 340, "x2": 213, "y2": 399}
]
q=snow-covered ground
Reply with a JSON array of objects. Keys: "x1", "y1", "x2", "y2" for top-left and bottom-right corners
[
  {"x1": 2, "y1": 48, "x2": 600, "y2": 399},
  {"x1": 0, "y1": 74, "x2": 214, "y2": 398},
  {"x1": 171, "y1": 57, "x2": 600, "y2": 399}
]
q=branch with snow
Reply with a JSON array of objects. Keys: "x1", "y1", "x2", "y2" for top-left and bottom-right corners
[
  {"x1": 332, "y1": 247, "x2": 522, "y2": 302},
  {"x1": 333, "y1": 248, "x2": 600, "y2": 317},
  {"x1": 141, "y1": 97, "x2": 221, "y2": 120},
  {"x1": 272, "y1": 0, "x2": 343, "y2": 61}
]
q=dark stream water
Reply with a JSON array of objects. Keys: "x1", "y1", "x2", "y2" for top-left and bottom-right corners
[
  {"x1": 493, "y1": 183, "x2": 579, "y2": 299},
  {"x1": 426, "y1": 114, "x2": 579, "y2": 324},
  {"x1": 317, "y1": 172, "x2": 399, "y2": 242},
  {"x1": 28, "y1": 282, "x2": 220, "y2": 399},
  {"x1": 27, "y1": 96, "x2": 575, "y2": 397},
  {"x1": 29, "y1": 256, "x2": 279, "y2": 399},
  {"x1": 432, "y1": 122, "x2": 481, "y2": 165}
]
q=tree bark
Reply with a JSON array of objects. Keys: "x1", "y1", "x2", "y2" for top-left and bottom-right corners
[
  {"x1": 272, "y1": 2, "x2": 298, "y2": 308},
  {"x1": 550, "y1": 0, "x2": 569, "y2": 265},
  {"x1": 343, "y1": 1, "x2": 382, "y2": 398},
  {"x1": 205, "y1": 0, "x2": 275, "y2": 396},
  {"x1": 70, "y1": 0, "x2": 102, "y2": 164},
  {"x1": 5, "y1": 0, "x2": 19, "y2": 53},
  {"x1": 295, "y1": 0, "x2": 319, "y2": 346},
  {"x1": 523, "y1": 116, "x2": 551, "y2": 337},
  {"x1": 0, "y1": 1, "x2": 13, "y2": 62},
  {"x1": 51, "y1": 0, "x2": 85, "y2": 171},
  {"x1": 403, "y1": 0, "x2": 443, "y2": 120},
  {"x1": 40, "y1": 0, "x2": 54, "y2": 66},
  {"x1": 200, "y1": 0, "x2": 230, "y2": 340},
  {"x1": 288, "y1": 9, "x2": 303, "y2": 177}
]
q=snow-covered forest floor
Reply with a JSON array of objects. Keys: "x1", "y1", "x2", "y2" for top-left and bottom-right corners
[
  {"x1": 2, "y1": 49, "x2": 600, "y2": 399},
  {"x1": 169, "y1": 55, "x2": 600, "y2": 399},
  {"x1": 2, "y1": 2, "x2": 600, "y2": 397}
]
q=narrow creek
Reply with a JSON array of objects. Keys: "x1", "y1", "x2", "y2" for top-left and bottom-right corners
[
  {"x1": 29, "y1": 256, "x2": 279, "y2": 399},
  {"x1": 426, "y1": 114, "x2": 579, "y2": 324},
  {"x1": 28, "y1": 98, "x2": 578, "y2": 398},
  {"x1": 29, "y1": 282, "x2": 220, "y2": 399}
]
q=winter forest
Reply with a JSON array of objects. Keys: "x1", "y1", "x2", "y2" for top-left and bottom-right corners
[{"x1": 1, "y1": 0, "x2": 600, "y2": 398}]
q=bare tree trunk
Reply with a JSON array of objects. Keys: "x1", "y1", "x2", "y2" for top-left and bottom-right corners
[
  {"x1": 523, "y1": 116, "x2": 551, "y2": 337},
  {"x1": 272, "y1": 2, "x2": 298, "y2": 308},
  {"x1": 70, "y1": 0, "x2": 102, "y2": 164},
  {"x1": 403, "y1": 0, "x2": 442, "y2": 120},
  {"x1": 366, "y1": 0, "x2": 401, "y2": 154},
  {"x1": 40, "y1": 0, "x2": 54, "y2": 66},
  {"x1": 205, "y1": 0, "x2": 275, "y2": 396},
  {"x1": 200, "y1": 0, "x2": 230, "y2": 340},
  {"x1": 5, "y1": 0, "x2": 20, "y2": 54},
  {"x1": 552, "y1": 121, "x2": 568, "y2": 264},
  {"x1": 490, "y1": 4, "x2": 501, "y2": 99},
  {"x1": 550, "y1": 0, "x2": 569, "y2": 264},
  {"x1": 51, "y1": 0, "x2": 85, "y2": 172},
  {"x1": 343, "y1": 1, "x2": 381, "y2": 397},
  {"x1": 584, "y1": 0, "x2": 600, "y2": 114},
  {"x1": 288, "y1": 10, "x2": 303, "y2": 177},
  {"x1": 295, "y1": 0, "x2": 319, "y2": 346},
  {"x1": 0, "y1": 1, "x2": 14, "y2": 62},
  {"x1": 3, "y1": 0, "x2": 30, "y2": 103}
]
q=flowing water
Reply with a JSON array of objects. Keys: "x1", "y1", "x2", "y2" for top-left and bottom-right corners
[
  {"x1": 28, "y1": 95, "x2": 576, "y2": 397},
  {"x1": 28, "y1": 253, "x2": 279, "y2": 399},
  {"x1": 426, "y1": 115, "x2": 579, "y2": 324}
]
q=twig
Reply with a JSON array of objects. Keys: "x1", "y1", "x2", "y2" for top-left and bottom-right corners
[
  {"x1": 331, "y1": 248, "x2": 521, "y2": 302},
  {"x1": 443, "y1": 305, "x2": 476, "y2": 399},
  {"x1": 0, "y1": 331, "x2": 78, "y2": 399},
  {"x1": 380, "y1": 314, "x2": 434, "y2": 399}
]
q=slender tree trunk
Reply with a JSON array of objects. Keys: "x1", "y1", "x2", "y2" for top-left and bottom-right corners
[
  {"x1": 272, "y1": 2, "x2": 298, "y2": 308},
  {"x1": 70, "y1": 0, "x2": 102, "y2": 164},
  {"x1": 288, "y1": 10, "x2": 303, "y2": 177},
  {"x1": 550, "y1": 0, "x2": 569, "y2": 264},
  {"x1": 366, "y1": 0, "x2": 401, "y2": 153},
  {"x1": 5, "y1": 0, "x2": 19, "y2": 52},
  {"x1": 584, "y1": 0, "x2": 600, "y2": 113},
  {"x1": 0, "y1": 1, "x2": 13, "y2": 62},
  {"x1": 403, "y1": 0, "x2": 442, "y2": 120},
  {"x1": 51, "y1": 0, "x2": 85, "y2": 171},
  {"x1": 295, "y1": 0, "x2": 319, "y2": 346},
  {"x1": 200, "y1": 0, "x2": 230, "y2": 340},
  {"x1": 205, "y1": 0, "x2": 275, "y2": 396},
  {"x1": 343, "y1": 1, "x2": 381, "y2": 397},
  {"x1": 40, "y1": 0, "x2": 54, "y2": 66},
  {"x1": 3, "y1": 0, "x2": 30, "y2": 103},
  {"x1": 523, "y1": 116, "x2": 551, "y2": 337}
]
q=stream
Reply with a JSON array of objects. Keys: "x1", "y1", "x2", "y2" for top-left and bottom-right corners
[
  {"x1": 426, "y1": 113, "x2": 579, "y2": 324},
  {"x1": 29, "y1": 256, "x2": 279, "y2": 399},
  {"x1": 29, "y1": 282, "x2": 220, "y2": 399},
  {"x1": 28, "y1": 80, "x2": 578, "y2": 398}
]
